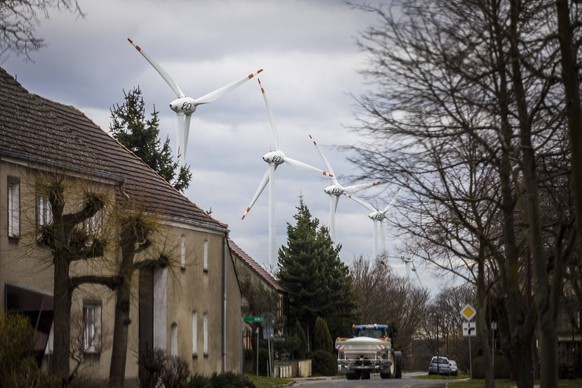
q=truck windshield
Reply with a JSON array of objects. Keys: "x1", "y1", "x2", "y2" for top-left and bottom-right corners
[{"x1": 355, "y1": 328, "x2": 386, "y2": 338}]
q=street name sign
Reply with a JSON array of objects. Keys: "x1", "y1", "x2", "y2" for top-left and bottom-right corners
[{"x1": 243, "y1": 316, "x2": 264, "y2": 323}]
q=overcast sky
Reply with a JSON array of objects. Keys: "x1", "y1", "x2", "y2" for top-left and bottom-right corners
[{"x1": 2, "y1": 0, "x2": 453, "y2": 293}]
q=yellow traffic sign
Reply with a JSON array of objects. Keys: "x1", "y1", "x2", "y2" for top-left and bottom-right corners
[{"x1": 460, "y1": 304, "x2": 477, "y2": 321}]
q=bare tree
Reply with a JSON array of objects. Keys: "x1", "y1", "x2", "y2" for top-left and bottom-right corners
[
  {"x1": 0, "y1": 0, "x2": 83, "y2": 60},
  {"x1": 350, "y1": 1, "x2": 573, "y2": 386},
  {"x1": 349, "y1": 257, "x2": 429, "y2": 356}
]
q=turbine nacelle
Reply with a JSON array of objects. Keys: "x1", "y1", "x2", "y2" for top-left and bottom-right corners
[
  {"x1": 262, "y1": 150, "x2": 286, "y2": 166},
  {"x1": 169, "y1": 97, "x2": 197, "y2": 115},
  {"x1": 324, "y1": 185, "x2": 344, "y2": 196},
  {"x1": 368, "y1": 211, "x2": 386, "y2": 221}
]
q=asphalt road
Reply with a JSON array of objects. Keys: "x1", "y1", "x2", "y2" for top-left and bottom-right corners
[{"x1": 291, "y1": 372, "x2": 448, "y2": 387}]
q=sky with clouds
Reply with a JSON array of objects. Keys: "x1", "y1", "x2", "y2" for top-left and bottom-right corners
[{"x1": 2, "y1": 0, "x2": 455, "y2": 294}]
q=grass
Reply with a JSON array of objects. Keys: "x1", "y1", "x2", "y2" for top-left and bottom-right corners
[{"x1": 245, "y1": 374, "x2": 293, "y2": 388}]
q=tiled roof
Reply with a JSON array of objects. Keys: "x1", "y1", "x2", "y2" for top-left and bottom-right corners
[
  {"x1": 228, "y1": 239, "x2": 285, "y2": 293},
  {"x1": 0, "y1": 67, "x2": 227, "y2": 232}
]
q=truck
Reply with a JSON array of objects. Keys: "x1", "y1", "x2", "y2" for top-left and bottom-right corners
[{"x1": 335, "y1": 323, "x2": 402, "y2": 380}]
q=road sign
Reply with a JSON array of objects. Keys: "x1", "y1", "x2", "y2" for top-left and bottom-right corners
[
  {"x1": 460, "y1": 304, "x2": 477, "y2": 321},
  {"x1": 462, "y1": 322, "x2": 477, "y2": 337},
  {"x1": 243, "y1": 316, "x2": 264, "y2": 323}
]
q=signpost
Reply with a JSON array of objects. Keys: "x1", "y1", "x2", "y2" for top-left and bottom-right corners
[
  {"x1": 460, "y1": 304, "x2": 477, "y2": 379},
  {"x1": 243, "y1": 316, "x2": 264, "y2": 323}
]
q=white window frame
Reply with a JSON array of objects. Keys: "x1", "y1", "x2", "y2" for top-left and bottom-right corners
[
  {"x1": 37, "y1": 195, "x2": 52, "y2": 227},
  {"x1": 8, "y1": 176, "x2": 20, "y2": 239},
  {"x1": 203, "y1": 240, "x2": 209, "y2": 272},
  {"x1": 180, "y1": 235, "x2": 186, "y2": 270},
  {"x1": 192, "y1": 311, "x2": 198, "y2": 357},
  {"x1": 170, "y1": 323, "x2": 178, "y2": 357},
  {"x1": 203, "y1": 312, "x2": 208, "y2": 356},
  {"x1": 83, "y1": 301, "x2": 102, "y2": 354}
]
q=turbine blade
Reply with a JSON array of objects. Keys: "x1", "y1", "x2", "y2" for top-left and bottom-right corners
[
  {"x1": 128, "y1": 38, "x2": 185, "y2": 98},
  {"x1": 381, "y1": 185, "x2": 406, "y2": 214},
  {"x1": 257, "y1": 78, "x2": 280, "y2": 150},
  {"x1": 331, "y1": 195, "x2": 340, "y2": 213},
  {"x1": 242, "y1": 169, "x2": 270, "y2": 220},
  {"x1": 193, "y1": 69, "x2": 264, "y2": 105},
  {"x1": 342, "y1": 181, "x2": 381, "y2": 194},
  {"x1": 284, "y1": 156, "x2": 332, "y2": 176},
  {"x1": 182, "y1": 114, "x2": 192, "y2": 160},
  {"x1": 308, "y1": 134, "x2": 337, "y2": 184},
  {"x1": 344, "y1": 193, "x2": 377, "y2": 213}
]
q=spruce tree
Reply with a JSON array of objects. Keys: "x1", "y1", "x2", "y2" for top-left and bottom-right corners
[
  {"x1": 110, "y1": 87, "x2": 192, "y2": 191},
  {"x1": 277, "y1": 197, "x2": 356, "y2": 349}
]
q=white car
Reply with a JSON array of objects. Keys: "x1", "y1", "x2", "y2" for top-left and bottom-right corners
[{"x1": 449, "y1": 360, "x2": 458, "y2": 376}]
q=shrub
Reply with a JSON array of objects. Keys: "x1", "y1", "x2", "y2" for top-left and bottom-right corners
[
  {"x1": 313, "y1": 317, "x2": 333, "y2": 353},
  {"x1": 137, "y1": 346, "x2": 166, "y2": 388},
  {"x1": 0, "y1": 312, "x2": 59, "y2": 387},
  {"x1": 185, "y1": 372, "x2": 255, "y2": 388},
  {"x1": 472, "y1": 355, "x2": 511, "y2": 379},
  {"x1": 294, "y1": 321, "x2": 308, "y2": 359},
  {"x1": 160, "y1": 355, "x2": 189, "y2": 388},
  {"x1": 311, "y1": 349, "x2": 337, "y2": 376}
]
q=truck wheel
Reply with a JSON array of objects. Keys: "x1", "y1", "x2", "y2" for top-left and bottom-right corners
[
  {"x1": 394, "y1": 351, "x2": 402, "y2": 379},
  {"x1": 361, "y1": 372, "x2": 371, "y2": 379},
  {"x1": 380, "y1": 373, "x2": 390, "y2": 379},
  {"x1": 346, "y1": 372, "x2": 360, "y2": 380}
]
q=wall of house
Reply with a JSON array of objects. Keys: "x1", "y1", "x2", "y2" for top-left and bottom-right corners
[
  {"x1": 161, "y1": 225, "x2": 242, "y2": 375},
  {"x1": 0, "y1": 159, "x2": 243, "y2": 383}
]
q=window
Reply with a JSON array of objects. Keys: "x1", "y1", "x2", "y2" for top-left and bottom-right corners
[
  {"x1": 8, "y1": 176, "x2": 20, "y2": 239},
  {"x1": 83, "y1": 301, "x2": 102, "y2": 354},
  {"x1": 192, "y1": 311, "x2": 198, "y2": 357},
  {"x1": 170, "y1": 323, "x2": 178, "y2": 356},
  {"x1": 203, "y1": 240, "x2": 209, "y2": 272},
  {"x1": 180, "y1": 235, "x2": 186, "y2": 270},
  {"x1": 203, "y1": 312, "x2": 208, "y2": 356},
  {"x1": 37, "y1": 195, "x2": 52, "y2": 227}
]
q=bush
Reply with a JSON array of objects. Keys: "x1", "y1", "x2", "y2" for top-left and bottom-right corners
[
  {"x1": 294, "y1": 321, "x2": 308, "y2": 359},
  {"x1": 311, "y1": 349, "x2": 337, "y2": 376},
  {"x1": 160, "y1": 355, "x2": 189, "y2": 388},
  {"x1": 185, "y1": 372, "x2": 255, "y2": 388},
  {"x1": 472, "y1": 355, "x2": 511, "y2": 379},
  {"x1": 313, "y1": 317, "x2": 333, "y2": 353},
  {"x1": 0, "y1": 312, "x2": 59, "y2": 387}
]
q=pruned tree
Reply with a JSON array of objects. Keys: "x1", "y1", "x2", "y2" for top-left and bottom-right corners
[
  {"x1": 0, "y1": 0, "x2": 83, "y2": 60},
  {"x1": 35, "y1": 174, "x2": 114, "y2": 384}
]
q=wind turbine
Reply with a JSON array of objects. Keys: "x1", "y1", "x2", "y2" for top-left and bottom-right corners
[
  {"x1": 308, "y1": 134, "x2": 381, "y2": 240},
  {"x1": 242, "y1": 78, "x2": 333, "y2": 268},
  {"x1": 345, "y1": 185, "x2": 405, "y2": 259},
  {"x1": 401, "y1": 255, "x2": 424, "y2": 288},
  {"x1": 128, "y1": 38, "x2": 263, "y2": 166}
]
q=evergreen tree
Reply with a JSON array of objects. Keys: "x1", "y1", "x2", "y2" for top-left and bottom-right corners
[
  {"x1": 109, "y1": 87, "x2": 192, "y2": 191},
  {"x1": 313, "y1": 316, "x2": 333, "y2": 353},
  {"x1": 277, "y1": 197, "x2": 356, "y2": 349}
]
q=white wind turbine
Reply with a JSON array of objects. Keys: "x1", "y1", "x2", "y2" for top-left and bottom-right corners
[
  {"x1": 346, "y1": 185, "x2": 405, "y2": 259},
  {"x1": 128, "y1": 38, "x2": 263, "y2": 166},
  {"x1": 308, "y1": 134, "x2": 381, "y2": 240},
  {"x1": 400, "y1": 255, "x2": 424, "y2": 288},
  {"x1": 242, "y1": 78, "x2": 333, "y2": 268}
]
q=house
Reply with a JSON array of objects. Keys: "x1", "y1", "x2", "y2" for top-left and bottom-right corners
[{"x1": 0, "y1": 67, "x2": 243, "y2": 383}]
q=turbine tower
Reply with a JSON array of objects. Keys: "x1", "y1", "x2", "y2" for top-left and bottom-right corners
[
  {"x1": 242, "y1": 78, "x2": 333, "y2": 268},
  {"x1": 128, "y1": 38, "x2": 263, "y2": 166}
]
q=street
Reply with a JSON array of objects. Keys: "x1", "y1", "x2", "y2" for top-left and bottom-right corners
[{"x1": 292, "y1": 372, "x2": 448, "y2": 387}]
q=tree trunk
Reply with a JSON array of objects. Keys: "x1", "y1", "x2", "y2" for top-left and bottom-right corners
[
  {"x1": 477, "y1": 257, "x2": 493, "y2": 388},
  {"x1": 109, "y1": 278, "x2": 132, "y2": 387},
  {"x1": 52, "y1": 257, "x2": 72, "y2": 383}
]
